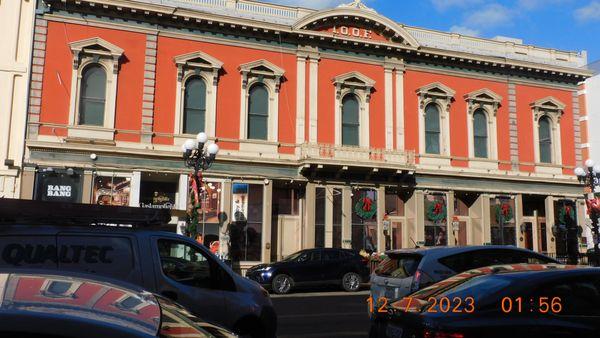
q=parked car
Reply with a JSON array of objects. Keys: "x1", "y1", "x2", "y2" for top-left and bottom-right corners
[
  {"x1": 369, "y1": 246, "x2": 558, "y2": 320},
  {"x1": 0, "y1": 269, "x2": 237, "y2": 338},
  {"x1": 381, "y1": 264, "x2": 600, "y2": 338},
  {"x1": 0, "y1": 200, "x2": 276, "y2": 338},
  {"x1": 246, "y1": 248, "x2": 370, "y2": 294}
]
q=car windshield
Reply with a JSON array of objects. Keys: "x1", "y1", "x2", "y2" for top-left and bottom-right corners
[
  {"x1": 283, "y1": 251, "x2": 307, "y2": 262},
  {"x1": 157, "y1": 296, "x2": 235, "y2": 338}
]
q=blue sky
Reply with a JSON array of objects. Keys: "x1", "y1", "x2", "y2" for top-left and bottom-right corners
[{"x1": 262, "y1": 0, "x2": 600, "y2": 64}]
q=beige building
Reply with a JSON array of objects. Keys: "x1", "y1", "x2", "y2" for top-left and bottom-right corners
[{"x1": 0, "y1": 0, "x2": 36, "y2": 198}]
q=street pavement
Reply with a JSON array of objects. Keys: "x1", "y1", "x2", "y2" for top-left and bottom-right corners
[{"x1": 272, "y1": 290, "x2": 371, "y2": 338}]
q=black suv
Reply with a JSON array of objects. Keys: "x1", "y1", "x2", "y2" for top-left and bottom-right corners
[{"x1": 246, "y1": 248, "x2": 370, "y2": 294}]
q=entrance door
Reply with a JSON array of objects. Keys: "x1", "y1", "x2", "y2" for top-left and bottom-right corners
[
  {"x1": 278, "y1": 215, "x2": 301, "y2": 261},
  {"x1": 524, "y1": 222, "x2": 534, "y2": 250},
  {"x1": 391, "y1": 221, "x2": 402, "y2": 250}
]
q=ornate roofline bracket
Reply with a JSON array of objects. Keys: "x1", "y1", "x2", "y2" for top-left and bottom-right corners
[{"x1": 464, "y1": 88, "x2": 503, "y2": 116}]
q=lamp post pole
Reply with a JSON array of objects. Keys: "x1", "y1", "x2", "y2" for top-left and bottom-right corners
[
  {"x1": 575, "y1": 159, "x2": 600, "y2": 267},
  {"x1": 182, "y1": 132, "x2": 219, "y2": 241}
]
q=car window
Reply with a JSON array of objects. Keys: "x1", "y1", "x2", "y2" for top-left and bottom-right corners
[
  {"x1": 310, "y1": 250, "x2": 321, "y2": 261},
  {"x1": 534, "y1": 278, "x2": 600, "y2": 316},
  {"x1": 323, "y1": 250, "x2": 340, "y2": 261},
  {"x1": 375, "y1": 254, "x2": 421, "y2": 278},
  {"x1": 439, "y1": 250, "x2": 525, "y2": 273},
  {"x1": 158, "y1": 240, "x2": 212, "y2": 288}
]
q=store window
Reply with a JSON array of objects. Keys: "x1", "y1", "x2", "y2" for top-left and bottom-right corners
[
  {"x1": 554, "y1": 200, "x2": 578, "y2": 256},
  {"x1": 490, "y1": 197, "x2": 516, "y2": 246},
  {"x1": 315, "y1": 188, "x2": 326, "y2": 248},
  {"x1": 424, "y1": 194, "x2": 447, "y2": 247},
  {"x1": 93, "y1": 174, "x2": 131, "y2": 206},
  {"x1": 272, "y1": 186, "x2": 300, "y2": 216},
  {"x1": 140, "y1": 174, "x2": 178, "y2": 210},
  {"x1": 230, "y1": 183, "x2": 263, "y2": 261},
  {"x1": 385, "y1": 192, "x2": 405, "y2": 217},
  {"x1": 34, "y1": 168, "x2": 83, "y2": 203},
  {"x1": 352, "y1": 189, "x2": 377, "y2": 253}
]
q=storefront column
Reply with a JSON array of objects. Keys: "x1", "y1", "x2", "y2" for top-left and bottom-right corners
[
  {"x1": 532, "y1": 210, "x2": 540, "y2": 252},
  {"x1": 129, "y1": 171, "x2": 141, "y2": 207},
  {"x1": 325, "y1": 187, "x2": 334, "y2": 247},
  {"x1": 342, "y1": 187, "x2": 352, "y2": 249},
  {"x1": 376, "y1": 187, "x2": 385, "y2": 251},
  {"x1": 545, "y1": 196, "x2": 557, "y2": 254},
  {"x1": 469, "y1": 195, "x2": 484, "y2": 245},
  {"x1": 82, "y1": 170, "x2": 93, "y2": 204},
  {"x1": 262, "y1": 181, "x2": 273, "y2": 263},
  {"x1": 407, "y1": 190, "x2": 425, "y2": 246},
  {"x1": 19, "y1": 167, "x2": 35, "y2": 200},
  {"x1": 175, "y1": 174, "x2": 188, "y2": 235},
  {"x1": 577, "y1": 199, "x2": 587, "y2": 253},
  {"x1": 515, "y1": 194, "x2": 525, "y2": 248},
  {"x1": 220, "y1": 180, "x2": 232, "y2": 259},
  {"x1": 304, "y1": 182, "x2": 316, "y2": 249},
  {"x1": 446, "y1": 191, "x2": 456, "y2": 246},
  {"x1": 481, "y1": 194, "x2": 492, "y2": 245}
]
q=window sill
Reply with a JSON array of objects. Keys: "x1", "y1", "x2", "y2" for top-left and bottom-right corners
[
  {"x1": 535, "y1": 163, "x2": 563, "y2": 175},
  {"x1": 68, "y1": 126, "x2": 115, "y2": 141},
  {"x1": 469, "y1": 159, "x2": 499, "y2": 170},
  {"x1": 419, "y1": 154, "x2": 451, "y2": 166},
  {"x1": 239, "y1": 139, "x2": 279, "y2": 154}
]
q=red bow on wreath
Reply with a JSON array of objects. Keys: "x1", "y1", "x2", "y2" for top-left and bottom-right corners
[
  {"x1": 565, "y1": 205, "x2": 572, "y2": 216},
  {"x1": 433, "y1": 202, "x2": 443, "y2": 215},
  {"x1": 362, "y1": 197, "x2": 373, "y2": 211},
  {"x1": 501, "y1": 203, "x2": 510, "y2": 216}
]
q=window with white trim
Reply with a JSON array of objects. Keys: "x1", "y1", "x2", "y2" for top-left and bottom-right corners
[
  {"x1": 333, "y1": 71, "x2": 375, "y2": 148},
  {"x1": 174, "y1": 51, "x2": 223, "y2": 137},
  {"x1": 531, "y1": 97, "x2": 565, "y2": 165},
  {"x1": 68, "y1": 38, "x2": 123, "y2": 140},
  {"x1": 464, "y1": 88, "x2": 501, "y2": 161},
  {"x1": 239, "y1": 60, "x2": 284, "y2": 142},
  {"x1": 417, "y1": 82, "x2": 455, "y2": 156}
]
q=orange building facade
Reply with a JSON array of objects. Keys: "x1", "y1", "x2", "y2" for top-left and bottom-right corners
[{"x1": 22, "y1": 0, "x2": 594, "y2": 268}]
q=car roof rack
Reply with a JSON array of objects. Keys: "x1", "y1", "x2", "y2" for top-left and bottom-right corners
[{"x1": 0, "y1": 198, "x2": 172, "y2": 228}]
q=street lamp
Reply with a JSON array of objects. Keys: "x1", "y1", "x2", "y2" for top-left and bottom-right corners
[
  {"x1": 575, "y1": 159, "x2": 600, "y2": 266},
  {"x1": 182, "y1": 132, "x2": 219, "y2": 240}
]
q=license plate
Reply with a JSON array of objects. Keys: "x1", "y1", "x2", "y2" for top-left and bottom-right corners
[{"x1": 385, "y1": 324, "x2": 403, "y2": 338}]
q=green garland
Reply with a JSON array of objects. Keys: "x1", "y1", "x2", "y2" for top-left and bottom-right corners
[
  {"x1": 494, "y1": 203, "x2": 513, "y2": 224},
  {"x1": 354, "y1": 194, "x2": 377, "y2": 219},
  {"x1": 426, "y1": 201, "x2": 447, "y2": 222},
  {"x1": 558, "y1": 204, "x2": 575, "y2": 225}
]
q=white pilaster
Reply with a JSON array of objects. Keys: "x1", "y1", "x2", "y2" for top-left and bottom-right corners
[
  {"x1": 296, "y1": 54, "x2": 307, "y2": 144},
  {"x1": 129, "y1": 171, "x2": 141, "y2": 207},
  {"x1": 384, "y1": 67, "x2": 394, "y2": 150},
  {"x1": 395, "y1": 68, "x2": 405, "y2": 151},
  {"x1": 308, "y1": 57, "x2": 319, "y2": 143}
]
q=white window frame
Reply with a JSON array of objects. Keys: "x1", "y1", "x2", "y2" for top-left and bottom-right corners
[
  {"x1": 417, "y1": 82, "x2": 455, "y2": 159},
  {"x1": 174, "y1": 51, "x2": 223, "y2": 139},
  {"x1": 531, "y1": 97, "x2": 565, "y2": 167},
  {"x1": 68, "y1": 38, "x2": 123, "y2": 140},
  {"x1": 465, "y1": 89, "x2": 501, "y2": 166},
  {"x1": 238, "y1": 60, "x2": 284, "y2": 143},
  {"x1": 333, "y1": 71, "x2": 375, "y2": 148}
]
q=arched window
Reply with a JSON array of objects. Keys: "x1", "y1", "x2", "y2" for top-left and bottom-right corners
[
  {"x1": 473, "y1": 109, "x2": 488, "y2": 158},
  {"x1": 247, "y1": 84, "x2": 269, "y2": 140},
  {"x1": 538, "y1": 116, "x2": 552, "y2": 163},
  {"x1": 424, "y1": 104, "x2": 440, "y2": 154},
  {"x1": 78, "y1": 65, "x2": 107, "y2": 126},
  {"x1": 183, "y1": 77, "x2": 207, "y2": 134},
  {"x1": 341, "y1": 94, "x2": 360, "y2": 146}
]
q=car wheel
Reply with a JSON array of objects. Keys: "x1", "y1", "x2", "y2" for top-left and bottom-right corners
[
  {"x1": 272, "y1": 274, "x2": 293, "y2": 294},
  {"x1": 342, "y1": 272, "x2": 361, "y2": 292}
]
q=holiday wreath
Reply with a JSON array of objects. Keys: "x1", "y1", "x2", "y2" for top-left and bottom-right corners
[
  {"x1": 426, "y1": 200, "x2": 447, "y2": 222},
  {"x1": 354, "y1": 194, "x2": 377, "y2": 219},
  {"x1": 494, "y1": 203, "x2": 514, "y2": 224},
  {"x1": 558, "y1": 204, "x2": 575, "y2": 225}
]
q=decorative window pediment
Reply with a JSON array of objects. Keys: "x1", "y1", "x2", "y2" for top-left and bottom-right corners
[
  {"x1": 69, "y1": 37, "x2": 123, "y2": 72},
  {"x1": 239, "y1": 60, "x2": 285, "y2": 91},
  {"x1": 416, "y1": 82, "x2": 455, "y2": 112},
  {"x1": 175, "y1": 51, "x2": 224, "y2": 84},
  {"x1": 530, "y1": 96, "x2": 566, "y2": 122},
  {"x1": 333, "y1": 71, "x2": 375, "y2": 101},
  {"x1": 464, "y1": 88, "x2": 503, "y2": 115}
]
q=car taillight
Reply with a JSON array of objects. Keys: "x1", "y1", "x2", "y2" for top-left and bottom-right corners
[
  {"x1": 411, "y1": 270, "x2": 422, "y2": 290},
  {"x1": 423, "y1": 329, "x2": 464, "y2": 338}
]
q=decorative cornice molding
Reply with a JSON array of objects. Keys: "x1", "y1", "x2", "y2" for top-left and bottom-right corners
[{"x1": 464, "y1": 88, "x2": 503, "y2": 115}]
